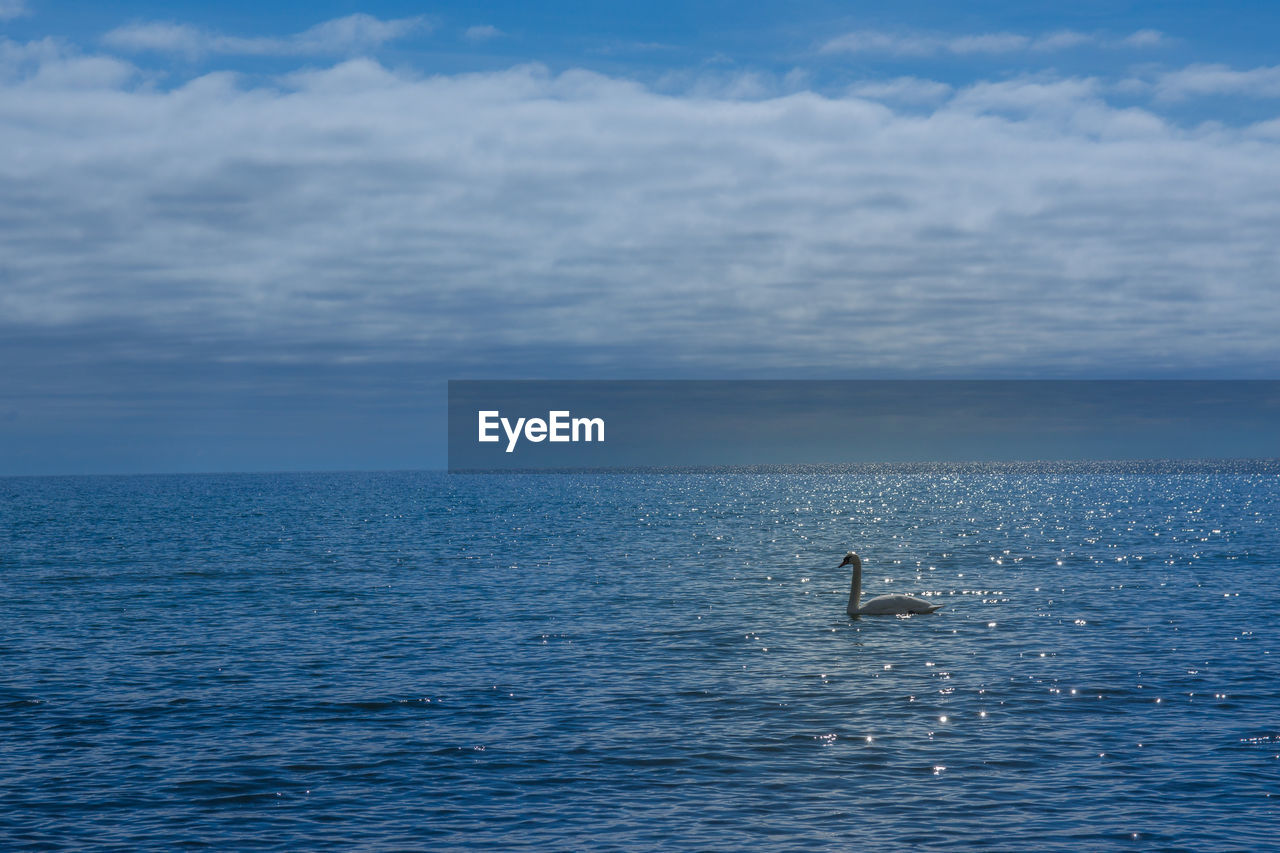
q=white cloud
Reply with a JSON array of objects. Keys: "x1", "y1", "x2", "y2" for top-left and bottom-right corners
[
  {"x1": 464, "y1": 25, "x2": 503, "y2": 42},
  {"x1": 101, "y1": 22, "x2": 206, "y2": 57},
  {"x1": 1, "y1": 36, "x2": 137, "y2": 87},
  {"x1": 0, "y1": 0, "x2": 29, "y2": 21},
  {"x1": 2, "y1": 46, "x2": 1279, "y2": 378},
  {"x1": 949, "y1": 76, "x2": 1102, "y2": 113},
  {"x1": 1123, "y1": 29, "x2": 1167, "y2": 48},
  {"x1": 820, "y1": 31, "x2": 938, "y2": 56},
  {"x1": 948, "y1": 33, "x2": 1031, "y2": 54},
  {"x1": 103, "y1": 14, "x2": 428, "y2": 58},
  {"x1": 820, "y1": 29, "x2": 1059, "y2": 56},
  {"x1": 821, "y1": 28, "x2": 1166, "y2": 57},
  {"x1": 1156, "y1": 63, "x2": 1280, "y2": 100},
  {"x1": 295, "y1": 14, "x2": 425, "y2": 53},
  {"x1": 847, "y1": 76, "x2": 951, "y2": 103},
  {"x1": 1032, "y1": 30, "x2": 1092, "y2": 51}
]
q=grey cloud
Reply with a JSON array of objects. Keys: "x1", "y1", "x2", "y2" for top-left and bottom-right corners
[{"x1": 1, "y1": 48, "x2": 1279, "y2": 385}]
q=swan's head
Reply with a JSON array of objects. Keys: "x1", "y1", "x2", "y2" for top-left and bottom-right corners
[{"x1": 839, "y1": 551, "x2": 860, "y2": 568}]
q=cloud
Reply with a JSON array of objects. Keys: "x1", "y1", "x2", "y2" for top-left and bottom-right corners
[
  {"x1": 1032, "y1": 30, "x2": 1093, "y2": 51},
  {"x1": 1, "y1": 36, "x2": 137, "y2": 87},
  {"x1": 820, "y1": 31, "x2": 938, "y2": 57},
  {"x1": 847, "y1": 76, "x2": 952, "y2": 103},
  {"x1": 464, "y1": 25, "x2": 503, "y2": 42},
  {"x1": 1123, "y1": 29, "x2": 1168, "y2": 48},
  {"x1": 1155, "y1": 63, "x2": 1280, "y2": 100},
  {"x1": 101, "y1": 22, "x2": 206, "y2": 56},
  {"x1": 295, "y1": 14, "x2": 427, "y2": 53},
  {"x1": 820, "y1": 28, "x2": 1166, "y2": 57},
  {"x1": 103, "y1": 14, "x2": 428, "y2": 58},
  {"x1": 0, "y1": 0, "x2": 28, "y2": 21},
  {"x1": 1, "y1": 44, "x2": 1279, "y2": 389},
  {"x1": 948, "y1": 33, "x2": 1031, "y2": 54}
]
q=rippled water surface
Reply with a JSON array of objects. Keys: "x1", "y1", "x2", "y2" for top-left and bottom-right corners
[{"x1": 2, "y1": 463, "x2": 1279, "y2": 850}]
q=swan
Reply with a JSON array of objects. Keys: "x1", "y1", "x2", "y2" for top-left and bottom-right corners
[{"x1": 840, "y1": 552, "x2": 941, "y2": 617}]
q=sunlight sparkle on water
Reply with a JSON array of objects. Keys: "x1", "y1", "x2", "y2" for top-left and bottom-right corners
[{"x1": 3, "y1": 462, "x2": 1278, "y2": 850}]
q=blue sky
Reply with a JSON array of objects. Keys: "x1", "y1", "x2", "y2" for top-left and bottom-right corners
[{"x1": 2, "y1": 2, "x2": 1279, "y2": 473}]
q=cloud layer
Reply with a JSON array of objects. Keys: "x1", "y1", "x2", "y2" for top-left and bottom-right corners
[
  {"x1": 103, "y1": 14, "x2": 428, "y2": 58},
  {"x1": 2, "y1": 27, "x2": 1280, "y2": 391},
  {"x1": 820, "y1": 28, "x2": 1166, "y2": 57},
  {"x1": 0, "y1": 0, "x2": 27, "y2": 22},
  {"x1": 1154, "y1": 63, "x2": 1280, "y2": 100}
]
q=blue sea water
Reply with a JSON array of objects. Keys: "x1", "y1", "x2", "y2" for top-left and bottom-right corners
[{"x1": 2, "y1": 463, "x2": 1278, "y2": 850}]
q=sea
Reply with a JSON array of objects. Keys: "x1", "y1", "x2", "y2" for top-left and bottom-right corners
[{"x1": 2, "y1": 462, "x2": 1278, "y2": 850}]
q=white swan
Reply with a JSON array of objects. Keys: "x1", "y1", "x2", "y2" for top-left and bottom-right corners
[{"x1": 841, "y1": 552, "x2": 941, "y2": 617}]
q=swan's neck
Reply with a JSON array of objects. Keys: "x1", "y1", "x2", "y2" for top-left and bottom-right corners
[{"x1": 847, "y1": 555, "x2": 862, "y2": 617}]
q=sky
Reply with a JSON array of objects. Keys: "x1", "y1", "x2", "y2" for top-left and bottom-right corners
[{"x1": 2, "y1": 1, "x2": 1279, "y2": 474}]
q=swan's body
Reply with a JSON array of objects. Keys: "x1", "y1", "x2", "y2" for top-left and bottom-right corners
[{"x1": 841, "y1": 552, "x2": 941, "y2": 617}]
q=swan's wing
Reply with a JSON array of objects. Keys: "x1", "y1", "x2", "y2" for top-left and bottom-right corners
[{"x1": 859, "y1": 594, "x2": 942, "y2": 615}]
